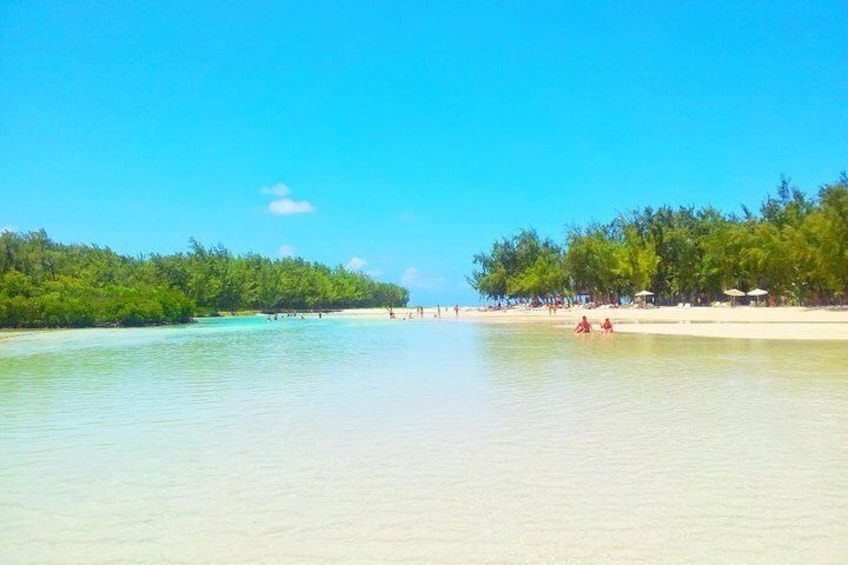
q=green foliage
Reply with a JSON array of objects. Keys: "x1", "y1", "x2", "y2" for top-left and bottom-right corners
[
  {"x1": 0, "y1": 231, "x2": 408, "y2": 328},
  {"x1": 470, "y1": 228, "x2": 566, "y2": 304},
  {"x1": 471, "y1": 173, "x2": 848, "y2": 306}
]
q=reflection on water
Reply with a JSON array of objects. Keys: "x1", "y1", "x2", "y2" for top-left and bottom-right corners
[{"x1": 2, "y1": 317, "x2": 847, "y2": 563}]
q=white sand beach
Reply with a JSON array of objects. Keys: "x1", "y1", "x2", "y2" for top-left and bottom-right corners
[
  {"x1": 4, "y1": 306, "x2": 847, "y2": 342},
  {"x1": 336, "y1": 305, "x2": 848, "y2": 341}
]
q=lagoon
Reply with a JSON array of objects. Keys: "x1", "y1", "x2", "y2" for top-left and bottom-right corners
[{"x1": 2, "y1": 316, "x2": 847, "y2": 563}]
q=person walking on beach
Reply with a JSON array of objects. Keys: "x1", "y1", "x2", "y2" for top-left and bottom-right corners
[
  {"x1": 574, "y1": 315, "x2": 592, "y2": 334},
  {"x1": 454, "y1": 304, "x2": 460, "y2": 317}
]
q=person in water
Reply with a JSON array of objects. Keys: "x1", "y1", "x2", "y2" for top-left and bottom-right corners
[
  {"x1": 574, "y1": 315, "x2": 592, "y2": 333},
  {"x1": 601, "y1": 318, "x2": 614, "y2": 333}
]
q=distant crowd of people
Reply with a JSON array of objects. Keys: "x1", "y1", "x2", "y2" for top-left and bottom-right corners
[
  {"x1": 266, "y1": 311, "x2": 323, "y2": 320},
  {"x1": 389, "y1": 305, "x2": 461, "y2": 319}
]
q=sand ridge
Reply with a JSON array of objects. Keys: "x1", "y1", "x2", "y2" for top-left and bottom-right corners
[{"x1": 336, "y1": 305, "x2": 848, "y2": 341}]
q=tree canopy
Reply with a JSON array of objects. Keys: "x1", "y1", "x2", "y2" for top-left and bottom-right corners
[
  {"x1": 0, "y1": 231, "x2": 409, "y2": 328},
  {"x1": 470, "y1": 173, "x2": 848, "y2": 306}
]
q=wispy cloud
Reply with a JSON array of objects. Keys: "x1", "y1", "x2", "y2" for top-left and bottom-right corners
[
  {"x1": 346, "y1": 256, "x2": 367, "y2": 271},
  {"x1": 400, "y1": 267, "x2": 445, "y2": 290},
  {"x1": 269, "y1": 199, "x2": 315, "y2": 215},
  {"x1": 0, "y1": 226, "x2": 16, "y2": 233},
  {"x1": 261, "y1": 182, "x2": 315, "y2": 216},
  {"x1": 260, "y1": 183, "x2": 291, "y2": 197},
  {"x1": 277, "y1": 244, "x2": 296, "y2": 257}
]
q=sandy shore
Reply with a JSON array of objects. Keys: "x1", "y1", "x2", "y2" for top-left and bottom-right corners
[
  {"x1": 3, "y1": 306, "x2": 847, "y2": 342},
  {"x1": 336, "y1": 305, "x2": 848, "y2": 341}
]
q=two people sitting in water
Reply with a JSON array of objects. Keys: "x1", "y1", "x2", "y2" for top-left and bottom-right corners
[{"x1": 574, "y1": 315, "x2": 614, "y2": 334}]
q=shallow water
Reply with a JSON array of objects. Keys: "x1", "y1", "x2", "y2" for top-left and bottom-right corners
[{"x1": 2, "y1": 317, "x2": 847, "y2": 563}]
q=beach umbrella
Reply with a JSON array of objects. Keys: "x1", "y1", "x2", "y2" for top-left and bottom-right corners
[
  {"x1": 747, "y1": 288, "x2": 768, "y2": 306},
  {"x1": 724, "y1": 288, "x2": 745, "y2": 306},
  {"x1": 634, "y1": 289, "x2": 654, "y2": 307}
]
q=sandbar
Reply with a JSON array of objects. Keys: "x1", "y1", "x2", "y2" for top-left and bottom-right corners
[
  {"x1": 2, "y1": 307, "x2": 847, "y2": 342},
  {"x1": 336, "y1": 305, "x2": 848, "y2": 341}
]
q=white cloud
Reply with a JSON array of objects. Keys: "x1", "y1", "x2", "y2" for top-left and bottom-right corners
[
  {"x1": 277, "y1": 245, "x2": 296, "y2": 257},
  {"x1": 0, "y1": 226, "x2": 16, "y2": 233},
  {"x1": 400, "y1": 267, "x2": 446, "y2": 290},
  {"x1": 260, "y1": 182, "x2": 315, "y2": 215},
  {"x1": 268, "y1": 199, "x2": 315, "y2": 215},
  {"x1": 260, "y1": 183, "x2": 291, "y2": 197},
  {"x1": 346, "y1": 256, "x2": 367, "y2": 271}
]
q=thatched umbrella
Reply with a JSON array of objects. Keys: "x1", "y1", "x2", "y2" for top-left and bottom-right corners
[
  {"x1": 634, "y1": 289, "x2": 654, "y2": 307},
  {"x1": 747, "y1": 288, "x2": 768, "y2": 306},
  {"x1": 724, "y1": 288, "x2": 745, "y2": 306}
]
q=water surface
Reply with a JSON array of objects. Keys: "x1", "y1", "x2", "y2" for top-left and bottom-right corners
[{"x1": 2, "y1": 317, "x2": 847, "y2": 563}]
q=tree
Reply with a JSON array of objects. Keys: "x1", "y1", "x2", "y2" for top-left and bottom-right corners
[
  {"x1": 471, "y1": 228, "x2": 566, "y2": 304},
  {"x1": 0, "y1": 231, "x2": 409, "y2": 328},
  {"x1": 472, "y1": 172, "x2": 848, "y2": 308}
]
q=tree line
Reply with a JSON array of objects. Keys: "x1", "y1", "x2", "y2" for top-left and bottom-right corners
[
  {"x1": 0, "y1": 231, "x2": 409, "y2": 328},
  {"x1": 470, "y1": 173, "x2": 848, "y2": 307}
]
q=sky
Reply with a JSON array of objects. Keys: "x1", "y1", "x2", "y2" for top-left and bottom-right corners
[{"x1": 2, "y1": 1, "x2": 846, "y2": 305}]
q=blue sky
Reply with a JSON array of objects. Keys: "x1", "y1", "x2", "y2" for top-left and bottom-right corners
[{"x1": 2, "y1": 1, "x2": 846, "y2": 305}]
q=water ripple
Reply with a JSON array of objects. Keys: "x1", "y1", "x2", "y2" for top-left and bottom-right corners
[{"x1": 1, "y1": 318, "x2": 847, "y2": 563}]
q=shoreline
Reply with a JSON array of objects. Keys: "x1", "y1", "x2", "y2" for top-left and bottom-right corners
[
  {"x1": 335, "y1": 305, "x2": 848, "y2": 342},
  {"x1": 0, "y1": 331, "x2": 33, "y2": 340},
  {"x1": 3, "y1": 306, "x2": 848, "y2": 342}
]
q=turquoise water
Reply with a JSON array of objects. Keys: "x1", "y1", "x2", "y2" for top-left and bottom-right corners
[{"x1": 2, "y1": 316, "x2": 847, "y2": 563}]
